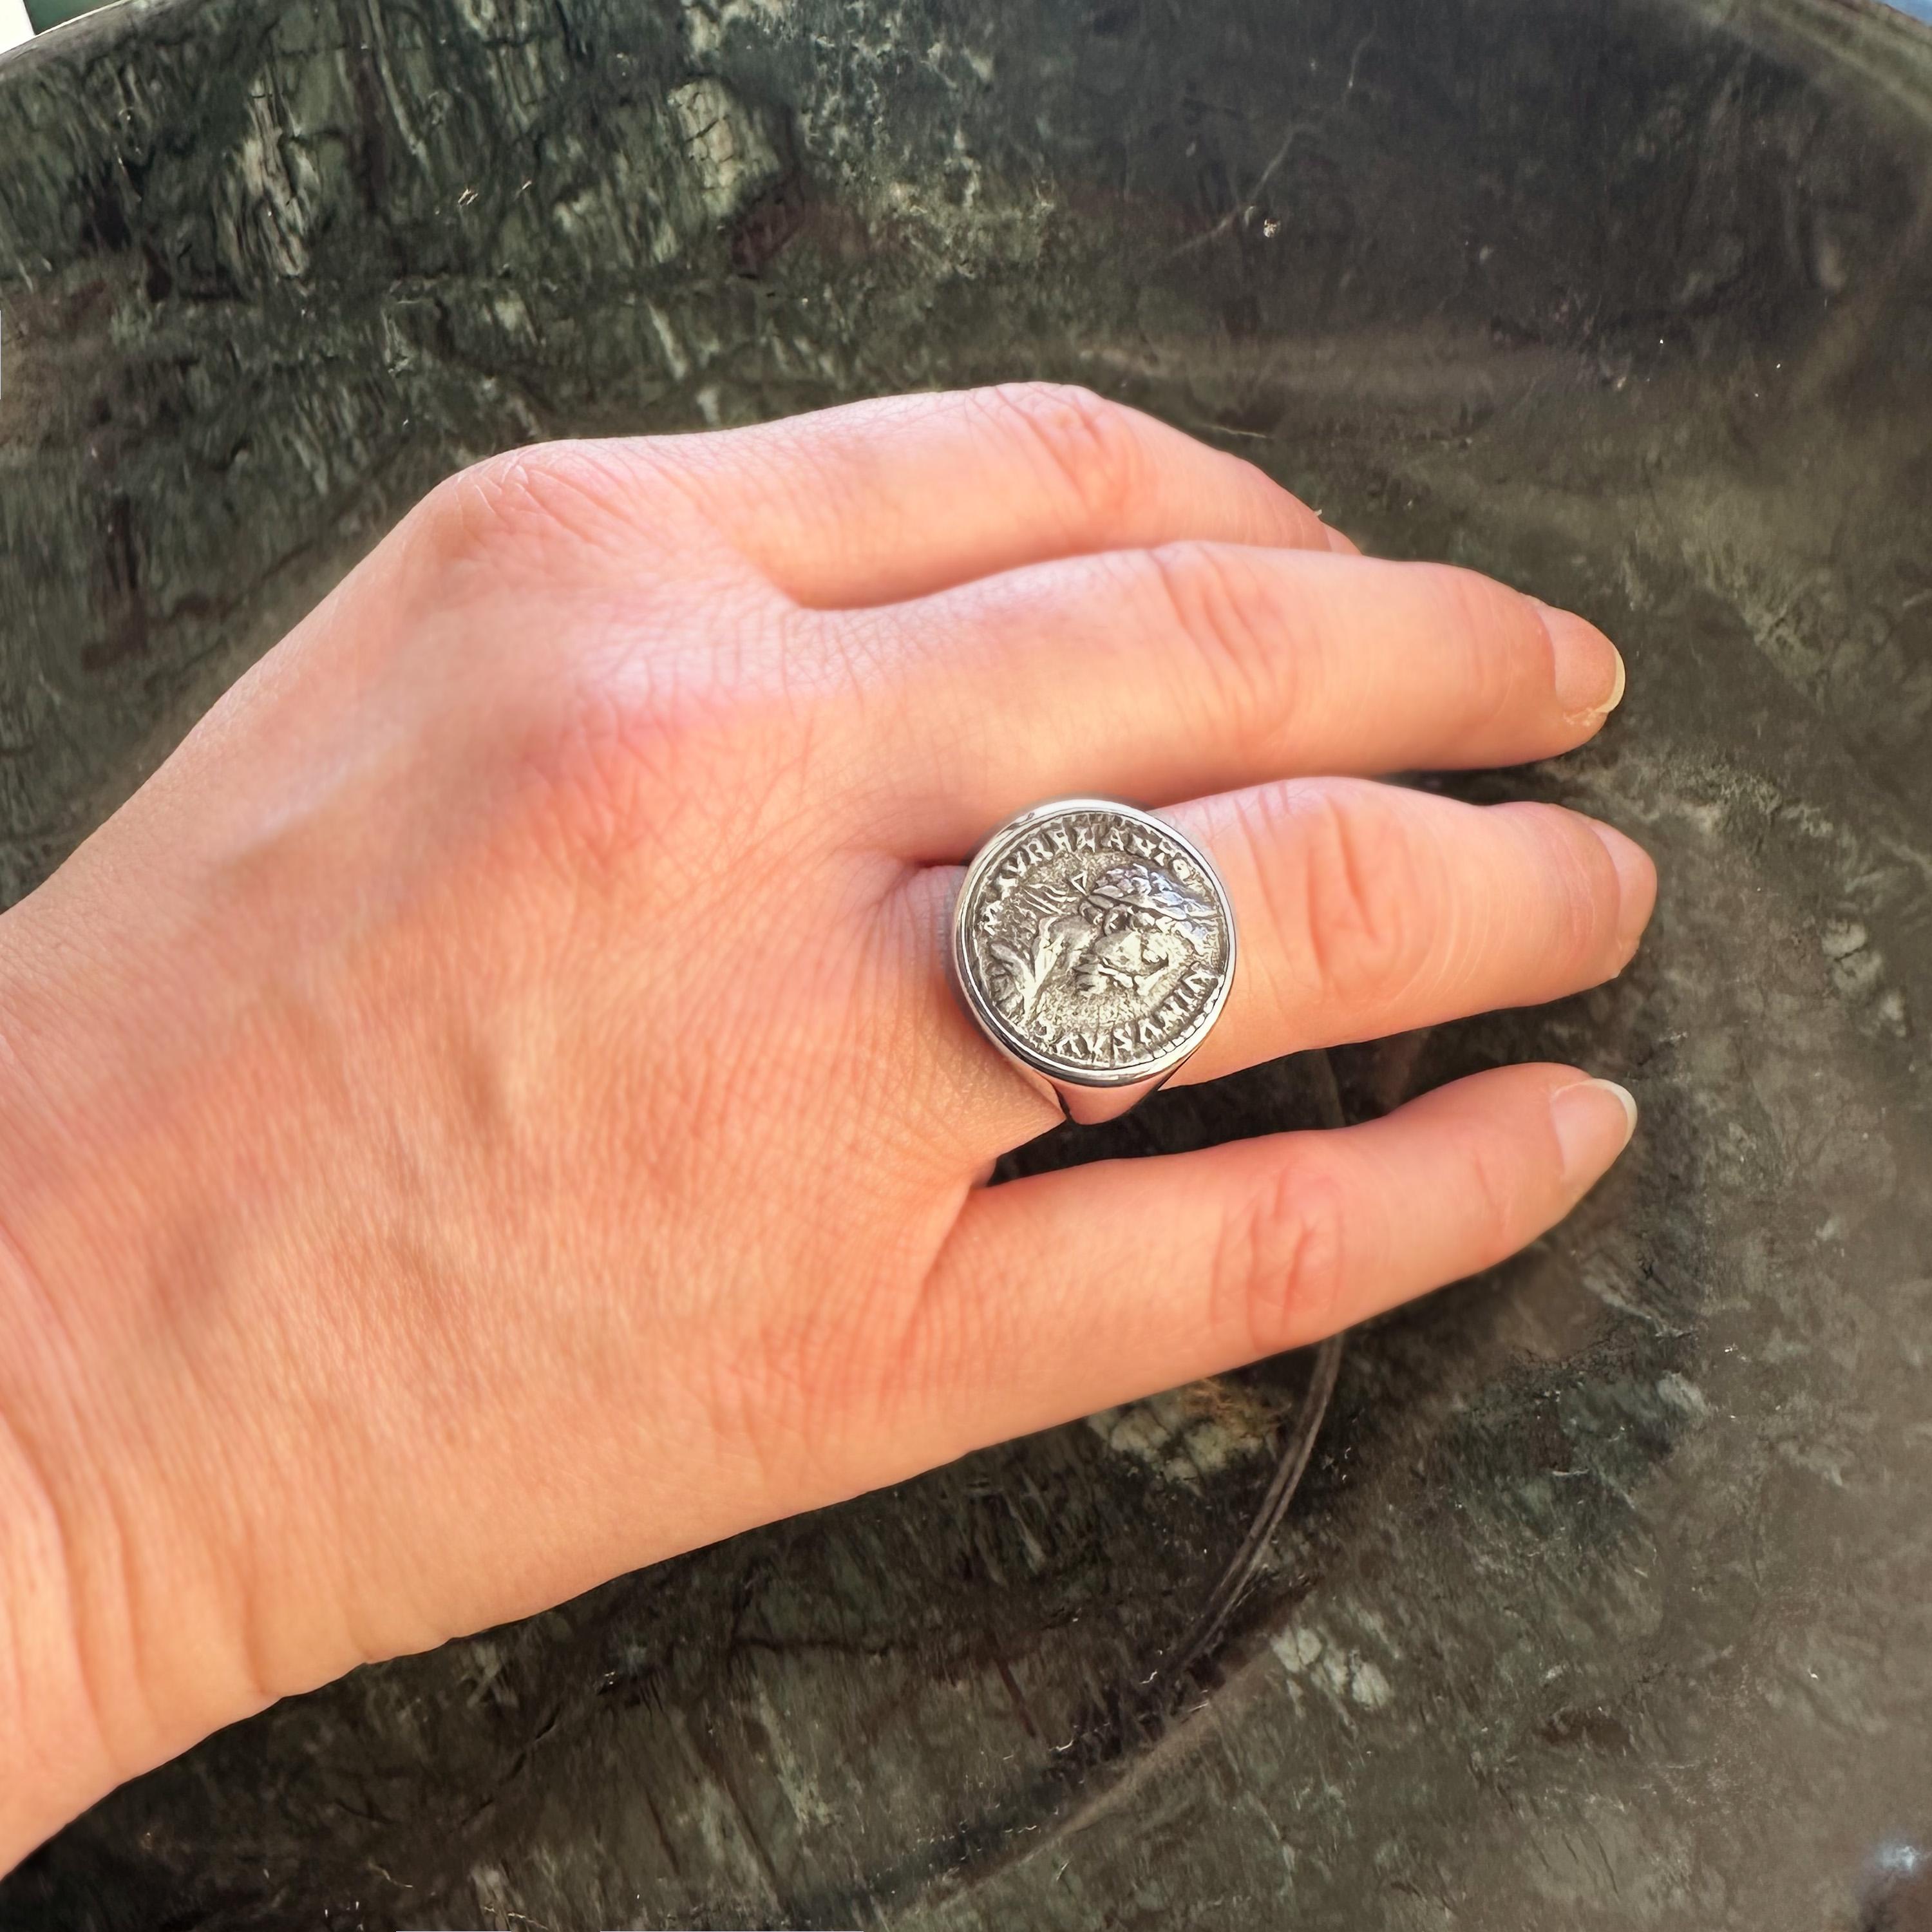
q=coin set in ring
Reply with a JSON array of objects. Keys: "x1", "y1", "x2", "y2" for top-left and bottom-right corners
[{"x1": 951, "y1": 798, "x2": 1237, "y2": 1126}]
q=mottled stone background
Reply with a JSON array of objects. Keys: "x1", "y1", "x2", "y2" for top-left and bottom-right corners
[{"x1": 1, "y1": 0, "x2": 1931, "y2": 1925}]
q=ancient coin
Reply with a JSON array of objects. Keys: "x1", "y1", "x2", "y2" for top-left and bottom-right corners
[{"x1": 951, "y1": 798, "x2": 1237, "y2": 1104}]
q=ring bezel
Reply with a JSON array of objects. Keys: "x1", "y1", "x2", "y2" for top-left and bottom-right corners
[{"x1": 949, "y1": 796, "x2": 1238, "y2": 1124}]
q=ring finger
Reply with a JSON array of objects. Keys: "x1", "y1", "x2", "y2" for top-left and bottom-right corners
[{"x1": 892, "y1": 775, "x2": 1654, "y2": 1157}]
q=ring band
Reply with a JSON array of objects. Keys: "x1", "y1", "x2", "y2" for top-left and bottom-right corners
[{"x1": 950, "y1": 797, "x2": 1238, "y2": 1125}]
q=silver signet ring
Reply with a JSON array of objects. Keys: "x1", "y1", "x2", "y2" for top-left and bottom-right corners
[{"x1": 950, "y1": 797, "x2": 1238, "y2": 1126}]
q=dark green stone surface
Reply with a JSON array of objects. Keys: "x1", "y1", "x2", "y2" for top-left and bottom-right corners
[
  {"x1": 18, "y1": 0, "x2": 100, "y2": 36},
  {"x1": 2, "y1": 0, "x2": 1931, "y2": 1924}
]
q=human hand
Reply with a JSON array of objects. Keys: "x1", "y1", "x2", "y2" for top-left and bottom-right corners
[{"x1": 0, "y1": 385, "x2": 1651, "y2": 1864}]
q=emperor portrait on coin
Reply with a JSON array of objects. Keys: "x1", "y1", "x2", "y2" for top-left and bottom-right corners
[{"x1": 952, "y1": 800, "x2": 1236, "y2": 1089}]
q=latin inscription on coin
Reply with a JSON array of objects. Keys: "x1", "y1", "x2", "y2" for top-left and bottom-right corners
[{"x1": 958, "y1": 804, "x2": 1234, "y2": 1079}]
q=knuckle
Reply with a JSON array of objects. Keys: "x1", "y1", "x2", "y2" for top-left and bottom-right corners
[
  {"x1": 1558, "y1": 829, "x2": 1619, "y2": 972},
  {"x1": 1215, "y1": 1157, "x2": 1352, "y2": 1357},
  {"x1": 1253, "y1": 786, "x2": 1437, "y2": 1014},
  {"x1": 1144, "y1": 543, "x2": 1301, "y2": 751},
  {"x1": 516, "y1": 669, "x2": 690, "y2": 876},
  {"x1": 1517, "y1": 806, "x2": 1618, "y2": 976},
  {"x1": 1458, "y1": 1120, "x2": 1529, "y2": 1252},
  {"x1": 1417, "y1": 564, "x2": 1531, "y2": 734},
  {"x1": 974, "y1": 381, "x2": 1153, "y2": 527},
  {"x1": 406, "y1": 440, "x2": 654, "y2": 585},
  {"x1": 511, "y1": 643, "x2": 817, "y2": 886}
]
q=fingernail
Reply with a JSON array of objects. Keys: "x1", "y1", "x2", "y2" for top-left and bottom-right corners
[
  {"x1": 1322, "y1": 520, "x2": 1359, "y2": 556},
  {"x1": 1586, "y1": 819, "x2": 1658, "y2": 956},
  {"x1": 1535, "y1": 600, "x2": 1625, "y2": 720},
  {"x1": 1551, "y1": 1077, "x2": 1638, "y2": 1182}
]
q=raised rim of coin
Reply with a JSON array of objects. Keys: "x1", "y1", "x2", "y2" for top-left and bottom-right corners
[{"x1": 949, "y1": 797, "x2": 1238, "y2": 1094}]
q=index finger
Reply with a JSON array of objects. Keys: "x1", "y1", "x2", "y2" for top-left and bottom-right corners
[{"x1": 641, "y1": 383, "x2": 1352, "y2": 607}]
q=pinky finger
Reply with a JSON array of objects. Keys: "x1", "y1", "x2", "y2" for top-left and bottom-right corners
[{"x1": 911, "y1": 1063, "x2": 1636, "y2": 1454}]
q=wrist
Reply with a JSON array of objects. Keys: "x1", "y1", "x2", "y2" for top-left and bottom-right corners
[
  {"x1": 0, "y1": 1186, "x2": 287, "y2": 1878},
  {"x1": 0, "y1": 913, "x2": 276, "y2": 1870},
  {"x1": 0, "y1": 1255, "x2": 126, "y2": 1869}
]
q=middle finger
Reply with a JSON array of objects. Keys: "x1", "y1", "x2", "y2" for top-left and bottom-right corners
[{"x1": 833, "y1": 542, "x2": 1624, "y2": 859}]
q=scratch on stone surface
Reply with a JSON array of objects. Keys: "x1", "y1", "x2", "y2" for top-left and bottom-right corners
[
  {"x1": 1172, "y1": 119, "x2": 1306, "y2": 257},
  {"x1": 992, "y1": 1654, "x2": 1043, "y2": 1745}
]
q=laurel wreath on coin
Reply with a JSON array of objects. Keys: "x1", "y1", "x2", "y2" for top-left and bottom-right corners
[{"x1": 986, "y1": 860, "x2": 1218, "y2": 1021}]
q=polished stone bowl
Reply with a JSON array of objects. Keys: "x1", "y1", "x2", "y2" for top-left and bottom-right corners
[{"x1": 1, "y1": 0, "x2": 1929, "y2": 1924}]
